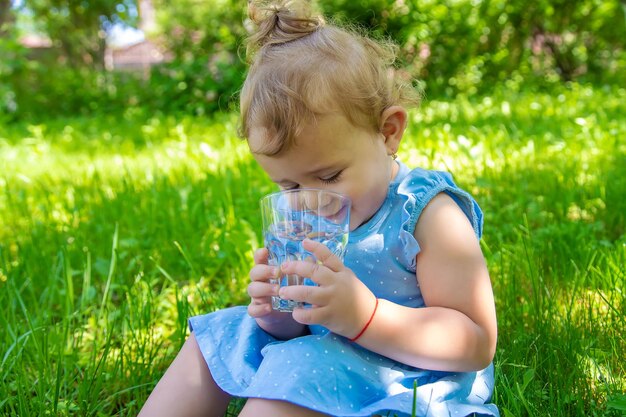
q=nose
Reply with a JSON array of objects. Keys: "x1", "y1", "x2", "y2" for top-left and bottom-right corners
[
  {"x1": 301, "y1": 190, "x2": 348, "y2": 221},
  {"x1": 301, "y1": 190, "x2": 324, "y2": 211}
]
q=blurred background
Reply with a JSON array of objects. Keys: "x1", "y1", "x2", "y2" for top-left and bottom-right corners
[{"x1": 1, "y1": 0, "x2": 624, "y2": 122}]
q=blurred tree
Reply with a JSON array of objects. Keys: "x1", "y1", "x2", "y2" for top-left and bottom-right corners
[
  {"x1": 318, "y1": 0, "x2": 626, "y2": 94},
  {"x1": 21, "y1": 0, "x2": 138, "y2": 68},
  {"x1": 147, "y1": 0, "x2": 248, "y2": 114},
  {"x1": 153, "y1": 0, "x2": 245, "y2": 60},
  {"x1": 0, "y1": 0, "x2": 14, "y2": 35},
  {"x1": 0, "y1": 1, "x2": 22, "y2": 118},
  {"x1": 2, "y1": 0, "x2": 624, "y2": 120}
]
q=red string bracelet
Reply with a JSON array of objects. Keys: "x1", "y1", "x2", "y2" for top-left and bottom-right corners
[{"x1": 349, "y1": 298, "x2": 379, "y2": 342}]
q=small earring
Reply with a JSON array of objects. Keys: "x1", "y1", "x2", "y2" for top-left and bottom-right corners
[{"x1": 391, "y1": 152, "x2": 398, "y2": 160}]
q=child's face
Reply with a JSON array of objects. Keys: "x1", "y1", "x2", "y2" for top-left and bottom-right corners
[{"x1": 249, "y1": 113, "x2": 396, "y2": 231}]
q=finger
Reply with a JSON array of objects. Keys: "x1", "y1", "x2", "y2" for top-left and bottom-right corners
[
  {"x1": 301, "y1": 239, "x2": 344, "y2": 272},
  {"x1": 278, "y1": 284, "x2": 326, "y2": 306},
  {"x1": 253, "y1": 247, "x2": 270, "y2": 265},
  {"x1": 292, "y1": 305, "x2": 328, "y2": 326},
  {"x1": 279, "y1": 260, "x2": 330, "y2": 286},
  {"x1": 247, "y1": 302, "x2": 272, "y2": 318},
  {"x1": 247, "y1": 281, "x2": 279, "y2": 298},
  {"x1": 249, "y1": 264, "x2": 279, "y2": 283}
]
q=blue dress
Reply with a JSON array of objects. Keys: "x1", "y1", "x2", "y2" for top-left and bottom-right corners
[{"x1": 189, "y1": 161, "x2": 499, "y2": 417}]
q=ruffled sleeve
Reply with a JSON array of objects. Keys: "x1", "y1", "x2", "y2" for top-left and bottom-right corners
[{"x1": 396, "y1": 168, "x2": 484, "y2": 270}]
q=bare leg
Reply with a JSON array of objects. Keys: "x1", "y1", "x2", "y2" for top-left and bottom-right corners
[
  {"x1": 238, "y1": 398, "x2": 331, "y2": 417},
  {"x1": 138, "y1": 332, "x2": 231, "y2": 417}
]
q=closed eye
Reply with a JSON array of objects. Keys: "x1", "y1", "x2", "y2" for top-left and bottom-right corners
[{"x1": 320, "y1": 170, "x2": 343, "y2": 184}]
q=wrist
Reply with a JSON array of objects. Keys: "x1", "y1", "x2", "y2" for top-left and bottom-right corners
[{"x1": 349, "y1": 296, "x2": 379, "y2": 342}]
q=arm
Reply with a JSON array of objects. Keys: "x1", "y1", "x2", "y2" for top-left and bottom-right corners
[
  {"x1": 278, "y1": 193, "x2": 497, "y2": 371},
  {"x1": 356, "y1": 193, "x2": 497, "y2": 371}
]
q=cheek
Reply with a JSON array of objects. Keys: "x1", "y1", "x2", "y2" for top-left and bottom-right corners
[{"x1": 346, "y1": 180, "x2": 386, "y2": 220}]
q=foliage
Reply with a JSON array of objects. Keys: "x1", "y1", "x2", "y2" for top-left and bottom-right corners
[
  {"x1": 143, "y1": 54, "x2": 245, "y2": 115},
  {"x1": 317, "y1": 0, "x2": 626, "y2": 96},
  {"x1": 0, "y1": 0, "x2": 247, "y2": 121},
  {"x1": 0, "y1": 34, "x2": 23, "y2": 117},
  {"x1": 147, "y1": 0, "x2": 249, "y2": 113},
  {"x1": 1, "y1": 0, "x2": 624, "y2": 119},
  {"x1": 0, "y1": 1, "x2": 127, "y2": 121},
  {"x1": 0, "y1": 85, "x2": 625, "y2": 415},
  {"x1": 2, "y1": 56, "x2": 244, "y2": 121},
  {"x1": 19, "y1": 0, "x2": 137, "y2": 67},
  {"x1": 153, "y1": 0, "x2": 247, "y2": 62}
]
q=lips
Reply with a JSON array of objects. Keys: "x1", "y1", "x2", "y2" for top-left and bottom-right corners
[{"x1": 321, "y1": 203, "x2": 349, "y2": 226}]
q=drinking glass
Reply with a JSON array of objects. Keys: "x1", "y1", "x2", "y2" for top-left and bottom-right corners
[{"x1": 260, "y1": 189, "x2": 351, "y2": 312}]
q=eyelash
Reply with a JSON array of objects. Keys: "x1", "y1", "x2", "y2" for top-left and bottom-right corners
[
  {"x1": 321, "y1": 171, "x2": 342, "y2": 184},
  {"x1": 283, "y1": 171, "x2": 343, "y2": 190}
]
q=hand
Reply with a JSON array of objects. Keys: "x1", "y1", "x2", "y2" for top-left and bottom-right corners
[
  {"x1": 278, "y1": 239, "x2": 377, "y2": 340},
  {"x1": 247, "y1": 248, "x2": 303, "y2": 335},
  {"x1": 247, "y1": 247, "x2": 282, "y2": 319}
]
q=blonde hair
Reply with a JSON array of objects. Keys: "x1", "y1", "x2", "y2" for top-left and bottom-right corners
[{"x1": 240, "y1": 0, "x2": 421, "y2": 155}]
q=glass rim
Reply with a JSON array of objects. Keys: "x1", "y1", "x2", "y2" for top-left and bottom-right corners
[{"x1": 260, "y1": 188, "x2": 351, "y2": 204}]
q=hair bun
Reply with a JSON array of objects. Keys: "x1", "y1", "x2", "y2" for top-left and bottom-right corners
[{"x1": 246, "y1": 0, "x2": 323, "y2": 56}]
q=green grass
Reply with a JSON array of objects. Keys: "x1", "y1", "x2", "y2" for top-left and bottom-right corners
[{"x1": 1, "y1": 83, "x2": 625, "y2": 416}]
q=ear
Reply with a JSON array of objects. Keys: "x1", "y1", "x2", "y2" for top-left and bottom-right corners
[{"x1": 379, "y1": 106, "x2": 407, "y2": 156}]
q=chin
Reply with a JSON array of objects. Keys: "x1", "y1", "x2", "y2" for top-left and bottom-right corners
[
  {"x1": 348, "y1": 218, "x2": 360, "y2": 232},
  {"x1": 349, "y1": 214, "x2": 367, "y2": 231}
]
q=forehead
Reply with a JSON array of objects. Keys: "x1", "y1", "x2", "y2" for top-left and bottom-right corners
[
  {"x1": 250, "y1": 113, "x2": 371, "y2": 180},
  {"x1": 247, "y1": 112, "x2": 357, "y2": 156}
]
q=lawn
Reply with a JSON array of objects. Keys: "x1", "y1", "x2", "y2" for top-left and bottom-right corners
[{"x1": 0, "y1": 83, "x2": 624, "y2": 416}]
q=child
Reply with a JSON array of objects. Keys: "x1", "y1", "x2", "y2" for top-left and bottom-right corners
[{"x1": 139, "y1": 1, "x2": 499, "y2": 416}]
